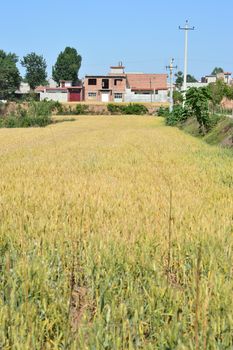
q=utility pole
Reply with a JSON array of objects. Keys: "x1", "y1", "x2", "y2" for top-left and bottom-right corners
[
  {"x1": 150, "y1": 78, "x2": 152, "y2": 103},
  {"x1": 179, "y1": 20, "x2": 195, "y2": 106},
  {"x1": 166, "y1": 58, "x2": 177, "y2": 113}
]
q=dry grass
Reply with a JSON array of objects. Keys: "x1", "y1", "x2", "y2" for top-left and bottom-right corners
[{"x1": 0, "y1": 116, "x2": 232, "y2": 349}]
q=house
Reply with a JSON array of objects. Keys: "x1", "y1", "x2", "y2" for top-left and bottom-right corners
[
  {"x1": 84, "y1": 64, "x2": 127, "y2": 102},
  {"x1": 125, "y1": 73, "x2": 168, "y2": 103},
  {"x1": 84, "y1": 64, "x2": 168, "y2": 103},
  {"x1": 202, "y1": 72, "x2": 232, "y2": 85},
  {"x1": 202, "y1": 75, "x2": 217, "y2": 84},
  {"x1": 35, "y1": 80, "x2": 83, "y2": 102}
]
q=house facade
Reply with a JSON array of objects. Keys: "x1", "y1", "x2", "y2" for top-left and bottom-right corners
[
  {"x1": 84, "y1": 65, "x2": 127, "y2": 103},
  {"x1": 36, "y1": 81, "x2": 83, "y2": 102},
  {"x1": 84, "y1": 65, "x2": 168, "y2": 103}
]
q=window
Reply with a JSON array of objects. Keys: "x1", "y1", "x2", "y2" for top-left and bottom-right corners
[
  {"x1": 88, "y1": 79, "x2": 97, "y2": 85},
  {"x1": 114, "y1": 93, "x2": 123, "y2": 99},
  {"x1": 88, "y1": 92, "x2": 97, "y2": 98},
  {"x1": 102, "y1": 79, "x2": 109, "y2": 89},
  {"x1": 114, "y1": 79, "x2": 123, "y2": 86}
]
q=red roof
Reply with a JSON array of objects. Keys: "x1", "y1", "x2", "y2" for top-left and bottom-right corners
[{"x1": 126, "y1": 73, "x2": 167, "y2": 90}]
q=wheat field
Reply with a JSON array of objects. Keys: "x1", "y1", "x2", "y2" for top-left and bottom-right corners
[{"x1": 0, "y1": 116, "x2": 232, "y2": 349}]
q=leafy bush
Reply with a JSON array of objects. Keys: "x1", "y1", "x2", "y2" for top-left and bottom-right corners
[
  {"x1": 75, "y1": 104, "x2": 89, "y2": 115},
  {"x1": 0, "y1": 101, "x2": 55, "y2": 128},
  {"x1": 107, "y1": 103, "x2": 148, "y2": 115},
  {"x1": 186, "y1": 87, "x2": 211, "y2": 133},
  {"x1": 123, "y1": 103, "x2": 148, "y2": 115},
  {"x1": 0, "y1": 101, "x2": 6, "y2": 116},
  {"x1": 165, "y1": 105, "x2": 189, "y2": 126},
  {"x1": 157, "y1": 106, "x2": 169, "y2": 117},
  {"x1": 107, "y1": 103, "x2": 123, "y2": 114}
]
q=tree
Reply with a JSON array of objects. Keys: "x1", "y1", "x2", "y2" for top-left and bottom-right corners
[
  {"x1": 185, "y1": 87, "x2": 211, "y2": 133},
  {"x1": 52, "y1": 47, "x2": 82, "y2": 84},
  {"x1": 175, "y1": 71, "x2": 183, "y2": 90},
  {"x1": 21, "y1": 52, "x2": 47, "y2": 90},
  {"x1": 187, "y1": 74, "x2": 198, "y2": 83},
  {"x1": 173, "y1": 90, "x2": 183, "y2": 104},
  {"x1": 175, "y1": 71, "x2": 198, "y2": 90},
  {"x1": 207, "y1": 79, "x2": 233, "y2": 106},
  {"x1": 211, "y1": 67, "x2": 224, "y2": 75},
  {"x1": 0, "y1": 50, "x2": 21, "y2": 100}
]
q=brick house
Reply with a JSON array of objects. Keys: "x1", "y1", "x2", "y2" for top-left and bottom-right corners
[
  {"x1": 125, "y1": 73, "x2": 168, "y2": 103},
  {"x1": 84, "y1": 64, "x2": 168, "y2": 103},
  {"x1": 84, "y1": 65, "x2": 127, "y2": 102}
]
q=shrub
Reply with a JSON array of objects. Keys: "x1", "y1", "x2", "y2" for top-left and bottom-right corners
[
  {"x1": 107, "y1": 103, "x2": 148, "y2": 115},
  {"x1": 157, "y1": 106, "x2": 169, "y2": 117},
  {"x1": 75, "y1": 104, "x2": 89, "y2": 115},
  {"x1": 185, "y1": 87, "x2": 211, "y2": 133},
  {"x1": 0, "y1": 101, "x2": 54, "y2": 128},
  {"x1": 107, "y1": 103, "x2": 123, "y2": 114},
  {"x1": 123, "y1": 103, "x2": 148, "y2": 115},
  {"x1": 0, "y1": 101, "x2": 6, "y2": 116},
  {"x1": 165, "y1": 105, "x2": 189, "y2": 126}
]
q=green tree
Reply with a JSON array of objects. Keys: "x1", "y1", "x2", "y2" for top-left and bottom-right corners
[
  {"x1": 21, "y1": 52, "x2": 47, "y2": 90},
  {"x1": 175, "y1": 71, "x2": 183, "y2": 90},
  {"x1": 207, "y1": 80, "x2": 232, "y2": 106},
  {"x1": 175, "y1": 71, "x2": 198, "y2": 90},
  {"x1": 52, "y1": 47, "x2": 82, "y2": 84},
  {"x1": 187, "y1": 74, "x2": 198, "y2": 83},
  {"x1": 211, "y1": 67, "x2": 224, "y2": 75},
  {"x1": 0, "y1": 50, "x2": 21, "y2": 100},
  {"x1": 185, "y1": 87, "x2": 211, "y2": 133},
  {"x1": 173, "y1": 90, "x2": 183, "y2": 104}
]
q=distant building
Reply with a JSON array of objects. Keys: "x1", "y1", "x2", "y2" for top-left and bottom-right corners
[
  {"x1": 201, "y1": 72, "x2": 232, "y2": 85},
  {"x1": 35, "y1": 80, "x2": 83, "y2": 102},
  {"x1": 84, "y1": 64, "x2": 168, "y2": 103}
]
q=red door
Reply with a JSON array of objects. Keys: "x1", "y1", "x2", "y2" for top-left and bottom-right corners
[{"x1": 69, "y1": 90, "x2": 81, "y2": 102}]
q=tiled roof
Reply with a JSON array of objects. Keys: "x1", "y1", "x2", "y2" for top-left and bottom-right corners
[{"x1": 126, "y1": 73, "x2": 167, "y2": 90}]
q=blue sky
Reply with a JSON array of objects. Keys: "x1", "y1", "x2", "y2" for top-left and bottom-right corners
[{"x1": 1, "y1": 0, "x2": 233, "y2": 80}]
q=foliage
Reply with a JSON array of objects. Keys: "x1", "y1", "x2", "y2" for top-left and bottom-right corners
[
  {"x1": 175, "y1": 71, "x2": 198, "y2": 90},
  {"x1": 0, "y1": 50, "x2": 21, "y2": 100},
  {"x1": 52, "y1": 47, "x2": 82, "y2": 84},
  {"x1": 0, "y1": 117, "x2": 232, "y2": 348},
  {"x1": 0, "y1": 100, "x2": 60, "y2": 128},
  {"x1": 165, "y1": 105, "x2": 189, "y2": 126},
  {"x1": 173, "y1": 90, "x2": 183, "y2": 104},
  {"x1": 107, "y1": 103, "x2": 124, "y2": 114},
  {"x1": 175, "y1": 71, "x2": 183, "y2": 90},
  {"x1": 107, "y1": 103, "x2": 148, "y2": 115},
  {"x1": 0, "y1": 101, "x2": 6, "y2": 116},
  {"x1": 208, "y1": 79, "x2": 233, "y2": 106},
  {"x1": 157, "y1": 106, "x2": 169, "y2": 117},
  {"x1": 21, "y1": 52, "x2": 47, "y2": 90},
  {"x1": 211, "y1": 67, "x2": 224, "y2": 75},
  {"x1": 75, "y1": 104, "x2": 89, "y2": 115},
  {"x1": 187, "y1": 74, "x2": 198, "y2": 83},
  {"x1": 185, "y1": 87, "x2": 211, "y2": 133}
]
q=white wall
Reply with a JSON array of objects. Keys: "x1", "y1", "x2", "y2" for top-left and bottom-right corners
[
  {"x1": 124, "y1": 89, "x2": 168, "y2": 103},
  {"x1": 40, "y1": 92, "x2": 68, "y2": 102}
]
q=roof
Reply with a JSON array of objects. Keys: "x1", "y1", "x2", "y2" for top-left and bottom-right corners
[
  {"x1": 126, "y1": 73, "x2": 168, "y2": 90},
  {"x1": 110, "y1": 66, "x2": 125, "y2": 69},
  {"x1": 131, "y1": 87, "x2": 168, "y2": 91},
  {"x1": 67, "y1": 86, "x2": 82, "y2": 90},
  {"x1": 85, "y1": 75, "x2": 126, "y2": 79}
]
